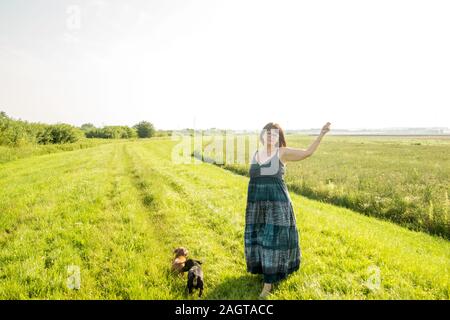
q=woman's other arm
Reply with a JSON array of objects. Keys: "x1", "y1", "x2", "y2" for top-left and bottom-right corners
[{"x1": 280, "y1": 122, "x2": 331, "y2": 162}]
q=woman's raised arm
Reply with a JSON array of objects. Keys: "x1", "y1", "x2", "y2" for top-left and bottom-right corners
[{"x1": 280, "y1": 122, "x2": 331, "y2": 162}]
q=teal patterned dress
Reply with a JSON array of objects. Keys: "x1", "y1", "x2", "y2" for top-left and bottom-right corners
[{"x1": 244, "y1": 148, "x2": 301, "y2": 283}]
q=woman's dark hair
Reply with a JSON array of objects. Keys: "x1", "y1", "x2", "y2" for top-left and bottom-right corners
[{"x1": 260, "y1": 122, "x2": 287, "y2": 147}]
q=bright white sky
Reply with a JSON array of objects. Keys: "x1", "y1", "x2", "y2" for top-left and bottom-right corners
[{"x1": 0, "y1": 0, "x2": 449, "y2": 130}]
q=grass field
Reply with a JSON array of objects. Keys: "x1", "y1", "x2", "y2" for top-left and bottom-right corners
[
  {"x1": 196, "y1": 134, "x2": 450, "y2": 238},
  {"x1": 0, "y1": 139, "x2": 449, "y2": 299},
  {"x1": 0, "y1": 138, "x2": 113, "y2": 164}
]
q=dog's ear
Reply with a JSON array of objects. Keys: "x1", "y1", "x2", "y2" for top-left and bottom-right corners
[
  {"x1": 173, "y1": 248, "x2": 178, "y2": 254},
  {"x1": 182, "y1": 260, "x2": 192, "y2": 272},
  {"x1": 196, "y1": 260, "x2": 203, "y2": 265}
]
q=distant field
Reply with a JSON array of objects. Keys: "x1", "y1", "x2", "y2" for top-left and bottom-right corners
[
  {"x1": 195, "y1": 135, "x2": 450, "y2": 238},
  {"x1": 0, "y1": 139, "x2": 449, "y2": 299}
]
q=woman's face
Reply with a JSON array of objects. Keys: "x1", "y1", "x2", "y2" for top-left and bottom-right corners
[{"x1": 262, "y1": 129, "x2": 279, "y2": 147}]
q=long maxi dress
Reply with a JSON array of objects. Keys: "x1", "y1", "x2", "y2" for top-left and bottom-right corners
[{"x1": 244, "y1": 148, "x2": 301, "y2": 283}]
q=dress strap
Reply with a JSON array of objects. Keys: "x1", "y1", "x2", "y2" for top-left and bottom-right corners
[{"x1": 252, "y1": 150, "x2": 258, "y2": 162}]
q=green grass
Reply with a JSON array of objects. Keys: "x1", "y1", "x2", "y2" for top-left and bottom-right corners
[
  {"x1": 0, "y1": 138, "x2": 114, "y2": 164},
  {"x1": 196, "y1": 134, "x2": 450, "y2": 238},
  {"x1": 0, "y1": 139, "x2": 449, "y2": 299}
]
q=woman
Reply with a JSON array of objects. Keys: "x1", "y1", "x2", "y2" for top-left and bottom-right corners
[{"x1": 245, "y1": 121, "x2": 331, "y2": 298}]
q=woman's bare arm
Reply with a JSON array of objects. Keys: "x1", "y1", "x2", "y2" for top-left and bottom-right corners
[{"x1": 280, "y1": 122, "x2": 331, "y2": 162}]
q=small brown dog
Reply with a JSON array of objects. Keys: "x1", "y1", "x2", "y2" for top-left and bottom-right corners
[{"x1": 172, "y1": 247, "x2": 189, "y2": 275}]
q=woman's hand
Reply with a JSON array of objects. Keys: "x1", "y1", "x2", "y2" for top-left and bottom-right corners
[{"x1": 320, "y1": 122, "x2": 331, "y2": 136}]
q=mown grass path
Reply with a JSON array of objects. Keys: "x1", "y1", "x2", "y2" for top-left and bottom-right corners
[{"x1": 0, "y1": 140, "x2": 449, "y2": 299}]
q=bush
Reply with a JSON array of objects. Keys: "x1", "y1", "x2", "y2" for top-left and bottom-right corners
[
  {"x1": 0, "y1": 112, "x2": 82, "y2": 146},
  {"x1": 0, "y1": 112, "x2": 151, "y2": 144},
  {"x1": 42, "y1": 124, "x2": 83, "y2": 144},
  {"x1": 0, "y1": 112, "x2": 36, "y2": 146},
  {"x1": 85, "y1": 126, "x2": 137, "y2": 139},
  {"x1": 81, "y1": 123, "x2": 96, "y2": 131},
  {"x1": 83, "y1": 122, "x2": 156, "y2": 140},
  {"x1": 121, "y1": 126, "x2": 137, "y2": 139},
  {"x1": 134, "y1": 121, "x2": 155, "y2": 138}
]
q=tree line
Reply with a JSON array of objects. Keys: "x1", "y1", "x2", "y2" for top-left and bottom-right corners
[{"x1": 0, "y1": 111, "x2": 161, "y2": 147}]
